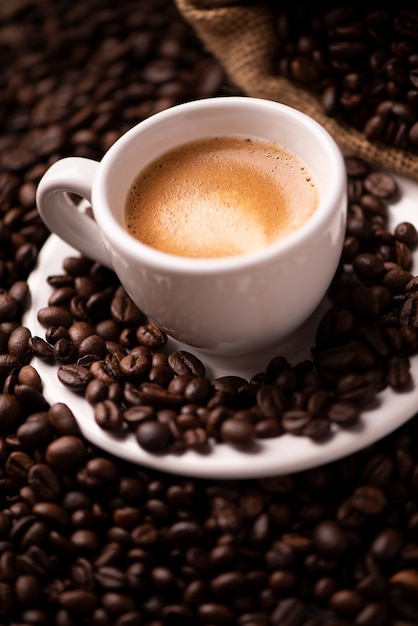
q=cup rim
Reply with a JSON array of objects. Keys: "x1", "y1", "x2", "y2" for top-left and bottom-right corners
[{"x1": 93, "y1": 96, "x2": 346, "y2": 275}]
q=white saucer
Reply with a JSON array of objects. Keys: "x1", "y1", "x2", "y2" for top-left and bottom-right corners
[{"x1": 24, "y1": 173, "x2": 418, "y2": 479}]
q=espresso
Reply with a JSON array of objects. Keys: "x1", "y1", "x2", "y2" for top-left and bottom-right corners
[{"x1": 124, "y1": 136, "x2": 318, "y2": 258}]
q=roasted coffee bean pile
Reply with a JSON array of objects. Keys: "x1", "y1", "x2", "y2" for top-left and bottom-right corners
[
  {"x1": 0, "y1": 0, "x2": 231, "y2": 177},
  {"x1": 2, "y1": 0, "x2": 418, "y2": 624},
  {"x1": 274, "y1": 3, "x2": 418, "y2": 152},
  {"x1": 29, "y1": 161, "x2": 418, "y2": 455}
]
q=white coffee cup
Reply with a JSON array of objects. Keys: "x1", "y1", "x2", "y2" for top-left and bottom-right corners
[{"x1": 36, "y1": 96, "x2": 347, "y2": 357}]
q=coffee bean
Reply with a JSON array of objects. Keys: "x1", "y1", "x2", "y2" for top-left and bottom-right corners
[
  {"x1": 0, "y1": 354, "x2": 22, "y2": 383},
  {"x1": 168, "y1": 350, "x2": 206, "y2": 377},
  {"x1": 90, "y1": 355, "x2": 121, "y2": 384},
  {"x1": 281, "y1": 409, "x2": 311, "y2": 434},
  {"x1": 314, "y1": 340, "x2": 376, "y2": 379},
  {"x1": 78, "y1": 334, "x2": 107, "y2": 359},
  {"x1": 351, "y1": 486, "x2": 386, "y2": 515},
  {"x1": 14, "y1": 574, "x2": 42, "y2": 606},
  {"x1": 396, "y1": 240, "x2": 413, "y2": 270},
  {"x1": 136, "y1": 420, "x2": 173, "y2": 453},
  {"x1": 399, "y1": 296, "x2": 418, "y2": 326},
  {"x1": 28, "y1": 463, "x2": 61, "y2": 500},
  {"x1": 68, "y1": 321, "x2": 97, "y2": 346},
  {"x1": 353, "y1": 285, "x2": 393, "y2": 319},
  {"x1": 45, "y1": 325, "x2": 70, "y2": 346},
  {"x1": 58, "y1": 364, "x2": 93, "y2": 392},
  {"x1": 16, "y1": 412, "x2": 53, "y2": 449},
  {"x1": 371, "y1": 528, "x2": 404, "y2": 560},
  {"x1": 313, "y1": 520, "x2": 348, "y2": 558},
  {"x1": 16, "y1": 366, "x2": 41, "y2": 393},
  {"x1": 61, "y1": 256, "x2": 92, "y2": 278},
  {"x1": 147, "y1": 364, "x2": 174, "y2": 387},
  {"x1": 85, "y1": 458, "x2": 119, "y2": 488},
  {"x1": 219, "y1": 417, "x2": 255, "y2": 447},
  {"x1": 37, "y1": 305, "x2": 74, "y2": 328},
  {"x1": 5, "y1": 451, "x2": 34, "y2": 483},
  {"x1": 0, "y1": 394, "x2": 23, "y2": 434},
  {"x1": 28, "y1": 336, "x2": 54, "y2": 362},
  {"x1": 274, "y1": 5, "x2": 418, "y2": 154},
  {"x1": 352, "y1": 253, "x2": 385, "y2": 282},
  {"x1": 119, "y1": 353, "x2": 150, "y2": 382},
  {"x1": 390, "y1": 568, "x2": 418, "y2": 594},
  {"x1": 256, "y1": 385, "x2": 287, "y2": 419},
  {"x1": 32, "y1": 501, "x2": 69, "y2": 528},
  {"x1": 59, "y1": 589, "x2": 99, "y2": 615},
  {"x1": 48, "y1": 285, "x2": 77, "y2": 307},
  {"x1": 7, "y1": 326, "x2": 31, "y2": 363},
  {"x1": 137, "y1": 382, "x2": 183, "y2": 410},
  {"x1": 388, "y1": 355, "x2": 413, "y2": 391},
  {"x1": 329, "y1": 588, "x2": 365, "y2": 618},
  {"x1": 47, "y1": 402, "x2": 80, "y2": 435},
  {"x1": 383, "y1": 267, "x2": 413, "y2": 293},
  {"x1": 85, "y1": 378, "x2": 110, "y2": 405},
  {"x1": 184, "y1": 376, "x2": 213, "y2": 404},
  {"x1": 95, "y1": 400, "x2": 124, "y2": 431},
  {"x1": 70, "y1": 294, "x2": 90, "y2": 320},
  {"x1": 270, "y1": 597, "x2": 306, "y2": 625},
  {"x1": 14, "y1": 383, "x2": 50, "y2": 412},
  {"x1": 255, "y1": 421, "x2": 285, "y2": 446},
  {"x1": 363, "y1": 171, "x2": 399, "y2": 199},
  {"x1": 136, "y1": 323, "x2": 167, "y2": 348},
  {"x1": 198, "y1": 602, "x2": 236, "y2": 624},
  {"x1": 3, "y1": 3, "x2": 418, "y2": 625},
  {"x1": 94, "y1": 566, "x2": 127, "y2": 590},
  {"x1": 395, "y1": 222, "x2": 418, "y2": 249},
  {"x1": 53, "y1": 337, "x2": 78, "y2": 364},
  {"x1": 355, "y1": 602, "x2": 390, "y2": 626},
  {"x1": 45, "y1": 435, "x2": 87, "y2": 470},
  {"x1": 110, "y1": 294, "x2": 143, "y2": 326},
  {"x1": 328, "y1": 401, "x2": 359, "y2": 424},
  {"x1": 0, "y1": 294, "x2": 18, "y2": 322}
]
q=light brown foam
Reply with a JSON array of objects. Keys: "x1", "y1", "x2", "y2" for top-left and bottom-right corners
[{"x1": 124, "y1": 136, "x2": 318, "y2": 258}]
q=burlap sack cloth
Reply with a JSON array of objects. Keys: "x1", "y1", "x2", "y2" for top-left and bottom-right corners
[{"x1": 176, "y1": 0, "x2": 418, "y2": 180}]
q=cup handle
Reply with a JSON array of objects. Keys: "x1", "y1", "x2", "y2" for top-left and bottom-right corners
[{"x1": 36, "y1": 157, "x2": 113, "y2": 269}]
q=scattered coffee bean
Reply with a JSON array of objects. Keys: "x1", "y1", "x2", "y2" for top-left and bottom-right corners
[
  {"x1": 1, "y1": 2, "x2": 418, "y2": 625},
  {"x1": 136, "y1": 323, "x2": 167, "y2": 348},
  {"x1": 0, "y1": 394, "x2": 24, "y2": 435},
  {"x1": 168, "y1": 350, "x2": 206, "y2": 377},
  {"x1": 395, "y1": 221, "x2": 418, "y2": 248},
  {"x1": 45, "y1": 435, "x2": 87, "y2": 470},
  {"x1": 136, "y1": 420, "x2": 174, "y2": 453},
  {"x1": 57, "y1": 364, "x2": 93, "y2": 392},
  {"x1": 16, "y1": 412, "x2": 53, "y2": 450},
  {"x1": 47, "y1": 402, "x2": 81, "y2": 436},
  {"x1": 94, "y1": 400, "x2": 124, "y2": 431},
  {"x1": 37, "y1": 305, "x2": 74, "y2": 329},
  {"x1": 219, "y1": 417, "x2": 256, "y2": 447},
  {"x1": 0, "y1": 294, "x2": 18, "y2": 322}
]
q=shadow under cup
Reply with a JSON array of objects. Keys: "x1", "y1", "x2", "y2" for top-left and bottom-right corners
[{"x1": 94, "y1": 97, "x2": 347, "y2": 357}]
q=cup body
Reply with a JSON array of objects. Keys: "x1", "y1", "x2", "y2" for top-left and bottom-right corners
[{"x1": 37, "y1": 97, "x2": 347, "y2": 356}]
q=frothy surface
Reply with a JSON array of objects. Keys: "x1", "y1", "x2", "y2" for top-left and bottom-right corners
[{"x1": 125, "y1": 136, "x2": 318, "y2": 258}]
